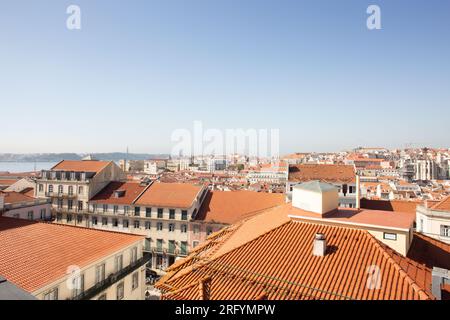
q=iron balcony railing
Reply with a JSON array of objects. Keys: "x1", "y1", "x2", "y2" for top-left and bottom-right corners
[
  {"x1": 46, "y1": 192, "x2": 77, "y2": 199},
  {"x1": 72, "y1": 254, "x2": 151, "y2": 300},
  {"x1": 143, "y1": 246, "x2": 188, "y2": 256}
]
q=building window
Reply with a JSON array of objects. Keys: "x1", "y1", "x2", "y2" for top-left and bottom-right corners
[
  {"x1": 145, "y1": 238, "x2": 151, "y2": 251},
  {"x1": 383, "y1": 232, "x2": 397, "y2": 241},
  {"x1": 145, "y1": 221, "x2": 151, "y2": 230},
  {"x1": 103, "y1": 204, "x2": 108, "y2": 213},
  {"x1": 168, "y1": 240, "x2": 175, "y2": 254},
  {"x1": 68, "y1": 199, "x2": 73, "y2": 210},
  {"x1": 40, "y1": 209, "x2": 46, "y2": 219},
  {"x1": 95, "y1": 264, "x2": 105, "y2": 284},
  {"x1": 168, "y1": 223, "x2": 175, "y2": 232},
  {"x1": 92, "y1": 217, "x2": 98, "y2": 225},
  {"x1": 78, "y1": 201, "x2": 83, "y2": 211},
  {"x1": 102, "y1": 217, "x2": 108, "y2": 226},
  {"x1": 58, "y1": 185, "x2": 63, "y2": 194},
  {"x1": 169, "y1": 209, "x2": 175, "y2": 219},
  {"x1": 68, "y1": 186, "x2": 73, "y2": 195},
  {"x1": 71, "y1": 274, "x2": 84, "y2": 298},
  {"x1": 157, "y1": 208, "x2": 163, "y2": 218},
  {"x1": 113, "y1": 205, "x2": 119, "y2": 214},
  {"x1": 192, "y1": 240, "x2": 199, "y2": 248},
  {"x1": 134, "y1": 207, "x2": 141, "y2": 216},
  {"x1": 38, "y1": 184, "x2": 43, "y2": 192},
  {"x1": 57, "y1": 199, "x2": 63, "y2": 209},
  {"x1": 123, "y1": 220, "x2": 129, "y2": 228},
  {"x1": 193, "y1": 224, "x2": 200, "y2": 234},
  {"x1": 116, "y1": 282, "x2": 124, "y2": 300},
  {"x1": 92, "y1": 204, "x2": 97, "y2": 212},
  {"x1": 115, "y1": 255, "x2": 123, "y2": 272},
  {"x1": 134, "y1": 220, "x2": 140, "y2": 229},
  {"x1": 113, "y1": 218, "x2": 118, "y2": 227},
  {"x1": 157, "y1": 222, "x2": 163, "y2": 231},
  {"x1": 181, "y1": 210, "x2": 188, "y2": 220},
  {"x1": 77, "y1": 215, "x2": 83, "y2": 224},
  {"x1": 180, "y1": 241, "x2": 188, "y2": 255},
  {"x1": 124, "y1": 206, "x2": 129, "y2": 215},
  {"x1": 441, "y1": 225, "x2": 450, "y2": 238},
  {"x1": 145, "y1": 208, "x2": 152, "y2": 218},
  {"x1": 56, "y1": 213, "x2": 62, "y2": 221},
  {"x1": 44, "y1": 287, "x2": 58, "y2": 300},
  {"x1": 27, "y1": 211, "x2": 34, "y2": 220},
  {"x1": 206, "y1": 227, "x2": 213, "y2": 236},
  {"x1": 48, "y1": 185, "x2": 53, "y2": 193},
  {"x1": 78, "y1": 186, "x2": 83, "y2": 195},
  {"x1": 67, "y1": 214, "x2": 73, "y2": 223},
  {"x1": 130, "y1": 246, "x2": 138, "y2": 263},
  {"x1": 132, "y1": 272, "x2": 139, "y2": 290},
  {"x1": 181, "y1": 224, "x2": 187, "y2": 233},
  {"x1": 157, "y1": 239, "x2": 163, "y2": 252}
]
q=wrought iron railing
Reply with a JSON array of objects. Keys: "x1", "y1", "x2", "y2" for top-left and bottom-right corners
[{"x1": 72, "y1": 254, "x2": 151, "y2": 300}]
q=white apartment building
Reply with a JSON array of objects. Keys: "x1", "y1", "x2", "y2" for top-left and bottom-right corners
[
  {"x1": 0, "y1": 191, "x2": 51, "y2": 220},
  {"x1": 416, "y1": 196, "x2": 450, "y2": 244},
  {"x1": 35, "y1": 159, "x2": 126, "y2": 223},
  {"x1": 0, "y1": 217, "x2": 146, "y2": 300}
]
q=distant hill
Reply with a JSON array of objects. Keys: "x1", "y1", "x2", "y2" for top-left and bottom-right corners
[{"x1": 0, "y1": 153, "x2": 170, "y2": 162}]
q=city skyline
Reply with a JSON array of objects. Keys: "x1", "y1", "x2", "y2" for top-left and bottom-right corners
[{"x1": 1, "y1": 0, "x2": 450, "y2": 153}]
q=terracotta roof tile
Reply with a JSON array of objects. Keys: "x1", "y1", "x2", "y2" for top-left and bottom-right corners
[
  {"x1": 0, "y1": 191, "x2": 35, "y2": 204},
  {"x1": 432, "y1": 195, "x2": 450, "y2": 211},
  {"x1": 90, "y1": 182, "x2": 146, "y2": 205},
  {"x1": 0, "y1": 179, "x2": 19, "y2": 186},
  {"x1": 360, "y1": 198, "x2": 420, "y2": 215},
  {"x1": 0, "y1": 217, "x2": 143, "y2": 292},
  {"x1": 135, "y1": 182, "x2": 204, "y2": 209},
  {"x1": 288, "y1": 164, "x2": 355, "y2": 183},
  {"x1": 195, "y1": 191, "x2": 285, "y2": 224},
  {"x1": 156, "y1": 206, "x2": 430, "y2": 300},
  {"x1": 51, "y1": 160, "x2": 110, "y2": 173}
]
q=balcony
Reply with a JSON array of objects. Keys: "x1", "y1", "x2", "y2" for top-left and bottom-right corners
[
  {"x1": 52, "y1": 207, "x2": 89, "y2": 215},
  {"x1": 72, "y1": 254, "x2": 151, "y2": 300},
  {"x1": 46, "y1": 192, "x2": 77, "y2": 199}
]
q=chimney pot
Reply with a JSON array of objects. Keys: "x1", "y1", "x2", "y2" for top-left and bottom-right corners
[{"x1": 313, "y1": 233, "x2": 327, "y2": 257}]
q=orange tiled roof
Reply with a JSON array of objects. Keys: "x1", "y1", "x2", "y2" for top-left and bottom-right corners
[
  {"x1": 90, "y1": 181, "x2": 146, "y2": 205},
  {"x1": 0, "y1": 217, "x2": 143, "y2": 293},
  {"x1": 0, "y1": 179, "x2": 19, "y2": 186},
  {"x1": 432, "y1": 195, "x2": 450, "y2": 211},
  {"x1": 360, "y1": 198, "x2": 421, "y2": 215},
  {"x1": 288, "y1": 164, "x2": 355, "y2": 183},
  {"x1": 135, "y1": 182, "x2": 203, "y2": 208},
  {"x1": 195, "y1": 190, "x2": 285, "y2": 224},
  {"x1": 156, "y1": 205, "x2": 429, "y2": 300},
  {"x1": 0, "y1": 191, "x2": 35, "y2": 204},
  {"x1": 51, "y1": 160, "x2": 111, "y2": 173},
  {"x1": 283, "y1": 204, "x2": 414, "y2": 230}
]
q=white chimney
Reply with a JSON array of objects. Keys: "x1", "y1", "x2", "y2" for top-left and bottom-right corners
[
  {"x1": 313, "y1": 233, "x2": 327, "y2": 257},
  {"x1": 292, "y1": 181, "x2": 338, "y2": 216}
]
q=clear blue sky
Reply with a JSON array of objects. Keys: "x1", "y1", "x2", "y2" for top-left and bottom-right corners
[{"x1": 1, "y1": 0, "x2": 449, "y2": 154}]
